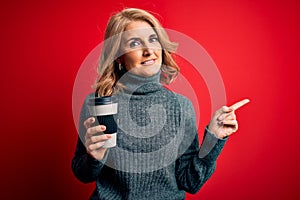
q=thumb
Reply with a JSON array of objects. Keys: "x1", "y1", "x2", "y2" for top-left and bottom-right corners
[
  {"x1": 215, "y1": 106, "x2": 233, "y2": 116},
  {"x1": 84, "y1": 117, "x2": 95, "y2": 129}
]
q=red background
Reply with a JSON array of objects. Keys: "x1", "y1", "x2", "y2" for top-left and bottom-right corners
[{"x1": 1, "y1": 0, "x2": 299, "y2": 199}]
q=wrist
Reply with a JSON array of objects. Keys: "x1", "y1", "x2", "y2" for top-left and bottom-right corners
[{"x1": 206, "y1": 126, "x2": 226, "y2": 140}]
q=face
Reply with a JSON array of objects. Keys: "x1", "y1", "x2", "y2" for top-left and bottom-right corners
[{"x1": 119, "y1": 21, "x2": 162, "y2": 77}]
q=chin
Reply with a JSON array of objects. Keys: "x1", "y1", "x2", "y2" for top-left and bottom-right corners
[
  {"x1": 142, "y1": 69, "x2": 160, "y2": 77},
  {"x1": 131, "y1": 66, "x2": 161, "y2": 77}
]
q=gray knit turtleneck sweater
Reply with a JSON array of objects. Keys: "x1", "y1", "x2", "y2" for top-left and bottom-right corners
[{"x1": 72, "y1": 71, "x2": 227, "y2": 200}]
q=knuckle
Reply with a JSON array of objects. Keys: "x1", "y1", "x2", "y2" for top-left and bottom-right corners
[
  {"x1": 90, "y1": 137, "x2": 95, "y2": 143},
  {"x1": 96, "y1": 142, "x2": 104, "y2": 148},
  {"x1": 95, "y1": 143, "x2": 101, "y2": 148},
  {"x1": 84, "y1": 117, "x2": 95, "y2": 129},
  {"x1": 86, "y1": 128, "x2": 92, "y2": 135},
  {"x1": 87, "y1": 145, "x2": 93, "y2": 152},
  {"x1": 217, "y1": 107, "x2": 224, "y2": 113},
  {"x1": 222, "y1": 106, "x2": 229, "y2": 112},
  {"x1": 217, "y1": 114, "x2": 224, "y2": 121},
  {"x1": 84, "y1": 118, "x2": 91, "y2": 127},
  {"x1": 90, "y1": 136, "x2": 98, "y2": 144},
  {"x1": 232, "y1": 113, "x2": 236, "y2": 120}
]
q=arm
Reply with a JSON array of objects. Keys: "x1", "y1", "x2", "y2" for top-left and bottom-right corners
[
  {"x1": 175, "y1": 100, "x2": 227, "y2": 194},
  {"x1": 175, "y1": 98, "x2": 249, "y2": 193},
  {"x1": 71, "y1": 95, "x2": 109, "y2": 183},
  {"x1": 175, "y1": 128, "x2": 227, "y2": 194}
]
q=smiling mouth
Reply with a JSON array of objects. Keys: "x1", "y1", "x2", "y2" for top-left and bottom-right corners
[{"x1": 141, "y1": 59, "x2": 155, "y2": 65}]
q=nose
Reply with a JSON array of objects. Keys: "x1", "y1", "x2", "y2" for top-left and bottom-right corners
[{"x1": 142, "y1": 45, "x2": 154, "y2": 57}]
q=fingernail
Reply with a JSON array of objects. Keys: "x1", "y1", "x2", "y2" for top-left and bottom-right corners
[{"x1": 106, "y1": 134, "x2": 112, "y2": 138}]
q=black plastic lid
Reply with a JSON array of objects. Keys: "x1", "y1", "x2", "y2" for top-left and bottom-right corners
[{"x1": 88, "y1": 96, "x2": 117, "y2": 105}]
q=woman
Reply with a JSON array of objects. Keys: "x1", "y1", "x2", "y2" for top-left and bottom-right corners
[{"x1": 72, "y1": 8, "x2": 249, "y2": 200}]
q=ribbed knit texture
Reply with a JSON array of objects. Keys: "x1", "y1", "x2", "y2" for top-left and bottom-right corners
[{"x1": 72, "y1": 71, "x2": 227, "y2": 200}]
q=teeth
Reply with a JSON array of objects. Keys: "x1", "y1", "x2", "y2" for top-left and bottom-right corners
[{"x1": 142, "y1": 60, "x2": 154, "y2": 65}]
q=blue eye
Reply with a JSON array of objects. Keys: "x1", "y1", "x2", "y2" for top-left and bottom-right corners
[
  {"x1": 129, "y1": 40, "x2": 141, "y2": 48},
  {"x1": 149, "y1": 37, "x2": 159, "y2": 43}
]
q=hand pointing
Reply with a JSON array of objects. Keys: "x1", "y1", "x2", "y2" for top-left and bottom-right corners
[
  {"x1": 208, "y1": 99, "x2": 250, "y2": 139},
  {"x1": 229, "y1": 99, "x2": 250, "y2": 110}
]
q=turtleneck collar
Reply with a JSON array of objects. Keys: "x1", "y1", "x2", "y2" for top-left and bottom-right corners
[{"x1": 118, "y1": 71, "x2": 162, "y2": 95}]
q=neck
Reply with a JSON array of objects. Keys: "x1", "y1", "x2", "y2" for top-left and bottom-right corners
[{"x1": 118, "y1": 71, "x2": 162, "y2": 95}]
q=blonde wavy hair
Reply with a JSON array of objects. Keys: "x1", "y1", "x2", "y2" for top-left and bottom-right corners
[{"x1": 96, "y1": 8, "x2": 179, "y2": 96}]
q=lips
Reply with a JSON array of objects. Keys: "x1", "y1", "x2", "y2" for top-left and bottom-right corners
[{"x1": 141, "y1": 59, "x2": 155, "y2": 65}]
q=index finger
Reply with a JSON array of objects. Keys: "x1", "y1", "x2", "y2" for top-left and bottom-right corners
[{"x1": 229, "y1": 99, "x2": 250, "y2": 111}]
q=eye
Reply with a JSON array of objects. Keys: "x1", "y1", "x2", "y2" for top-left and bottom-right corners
[
  {"x1": 129, "y1": 40, "x2": 141, "y2": 48},
  {"x1": 149, "y1": 37, "x2": 159, "y2": 43}
]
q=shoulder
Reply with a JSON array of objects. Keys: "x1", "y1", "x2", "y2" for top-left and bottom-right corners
[
  {"x1": 80, "y1": 92, "x2": 97, "y2": 115},
  {"x1": 174, "y1": 93, "x2": 193, "y2": 106},
  {"x1": 83, "y1": 92, "x2": 97, "y2": 105}
]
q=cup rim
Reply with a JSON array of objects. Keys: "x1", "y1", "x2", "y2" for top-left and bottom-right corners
[{"x1": 88, "y1": 96, "x2": 117, "y2": 105}]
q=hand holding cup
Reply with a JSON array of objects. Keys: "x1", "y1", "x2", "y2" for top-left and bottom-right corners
[
  {"x1": 84, "y1": 117, "x2": 112, "y2": 160},
  {"x1": 84, "y1": 96, "x2": 118, "y2": 160}
]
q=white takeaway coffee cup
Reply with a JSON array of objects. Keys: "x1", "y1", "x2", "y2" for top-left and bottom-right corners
[{"x1": 88, "y1": 96, "x2": 118, "y2": 148}]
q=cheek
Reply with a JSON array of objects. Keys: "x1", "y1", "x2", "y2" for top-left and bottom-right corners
[
  {"x1": 124, "y1": 51, "x2": 141, "y2": 64},
  {"x1": 157, "y1": 51, "x2": 163, "y2": 63}
]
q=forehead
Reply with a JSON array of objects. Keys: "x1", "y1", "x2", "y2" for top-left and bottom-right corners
[{"x1": 123, "y1": 21, "x2": 156, "y2": 38}]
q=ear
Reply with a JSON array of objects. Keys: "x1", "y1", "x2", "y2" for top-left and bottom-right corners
[{"x1": 116, "y1": 56, "x2": 124, "y2": 64}]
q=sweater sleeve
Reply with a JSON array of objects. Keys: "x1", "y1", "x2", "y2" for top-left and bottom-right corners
[
  {"x1": 175, "y1": 98, "x2": 227, "y2": 194},
  {"x1": 71, "y1": 94, "x2": 108, "y2": 183}
]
